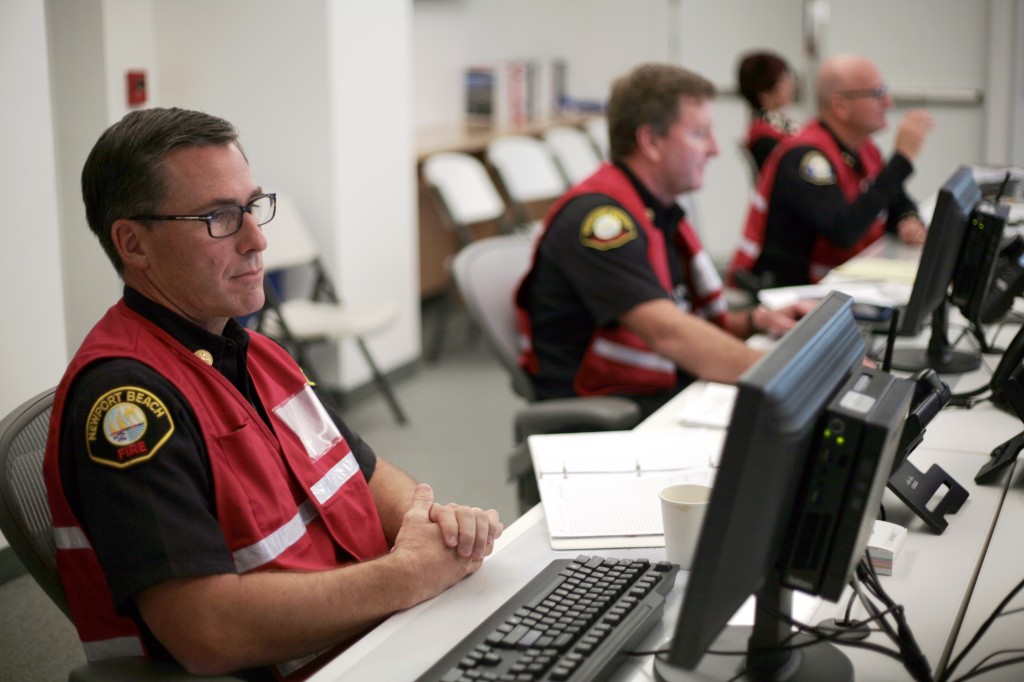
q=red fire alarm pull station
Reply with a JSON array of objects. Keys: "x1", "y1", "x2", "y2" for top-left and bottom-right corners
[{"x1": 127, "y1": 70, "x2": 147, "y2": 106}]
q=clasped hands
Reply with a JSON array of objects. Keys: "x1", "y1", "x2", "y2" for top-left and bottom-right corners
[{"x1": 399, "y1": 483, "x2": 503, "y2": 561}]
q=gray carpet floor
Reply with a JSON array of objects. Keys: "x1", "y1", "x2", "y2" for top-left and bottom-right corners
[{"x1": 0, "y1": 308, "x2": 524, "y2": 681}]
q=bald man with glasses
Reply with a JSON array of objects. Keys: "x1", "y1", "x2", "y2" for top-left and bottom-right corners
[
  {"x1": 44, "y1": 107, "x2": 502, "y2": 680},
  {"x1": 729, "y1": 53, "x2": 934, "y2": 288}
]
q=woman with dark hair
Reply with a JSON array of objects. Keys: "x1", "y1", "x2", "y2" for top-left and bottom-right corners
[{"x1": 738, "y1": 51, "x2": 798, "y2": 171}]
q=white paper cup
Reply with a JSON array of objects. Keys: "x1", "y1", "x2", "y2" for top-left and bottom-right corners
[{"x1": 659, "y1": 484, "x2": 712, "y2": 569}]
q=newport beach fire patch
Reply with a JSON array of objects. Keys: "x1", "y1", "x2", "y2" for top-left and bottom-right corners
[
  {"x1": 579, "y1": 206, "x2": 638, "y2": 250},
  {"x1": 86, "y1": 387, "x2": 174, "y2": 468}
]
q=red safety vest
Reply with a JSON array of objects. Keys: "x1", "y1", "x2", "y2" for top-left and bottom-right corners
[
  {"x1": 44, "y1": 300, "x2": 388, "y2": 677},
  {"x1": 730, "y1": 120, "x2": 886, "y2": 284},
  {"x1": 744, "y1": 115, "x2": 790, "y2": 152},
  {"x1": 516, "y1": 164, "x2": 727, "y2": 397}
]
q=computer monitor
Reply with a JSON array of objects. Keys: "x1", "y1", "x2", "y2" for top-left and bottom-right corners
[
  {"x1": 654, "y1": 291, "x2": 914, "y2": 682},
  {"x1": 889, "y1": 165, "x2": 983, "y2": 373}
]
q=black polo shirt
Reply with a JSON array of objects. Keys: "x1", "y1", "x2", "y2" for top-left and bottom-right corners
[
  {"x1": 522, "y1": 164, "x2": 692, "y2": 414},
  {"x1": 754, "y1": 122, "x2": 917, "y2": 287}
]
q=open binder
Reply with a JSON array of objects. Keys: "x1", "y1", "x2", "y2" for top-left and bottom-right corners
[{"x1": 528, "y1": 427, "x2": 723, "y2": 550}]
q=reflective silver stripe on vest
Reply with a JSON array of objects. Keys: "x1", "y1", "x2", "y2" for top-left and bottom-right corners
[
  {"x1": 592, "y1": 338, "x2": 674, "y2": 374},
  {"x1": 232, "y1": 500, "x2": 319, "y2": 573},
  {"x1": 518, "y1": 333, "x2": 531, "y2": 352},
  {"x1": 273, "y1": 384, "x2": 343, "y2": 462},
  {"x1": 310, "y1": 452, "x2": 360, "y2": 505},
  {"x1": 82, "y1": 636, "x2": 144, "y2": 661},
  {"x1": 53, "y1": 526, "x2": 91, "y2": 550},
  {"x1": 752, "y1": 191, "x2": 767, "y2": 212},
  {"x1": 737, "y1": 235, "x2": 761, "y2": 259},
  {"x1": 691, "y1": 252, "x2": 723, "y2": 298},
  {"x1": 699, "y1": 296, "x2": 729, "y2": 321}
]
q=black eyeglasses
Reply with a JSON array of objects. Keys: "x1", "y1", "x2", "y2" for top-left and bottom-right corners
[
  {"x1": 835, "y1": 84, "x2": 889, "y2": 101},
  {"x1": 131, "y1": 193, "x2": 276, "y2": 238}
]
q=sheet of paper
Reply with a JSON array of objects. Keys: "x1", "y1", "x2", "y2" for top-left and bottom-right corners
[
  {"x1": 757, "y1": 280, "x2": 912, "y2": 309},
  {"x1": 528, "y1": 427, "x2": 716, "y2": 475},
  {"x1": 831, "y1": 257, "x2": 918, "y2": 283},
  {"x1": 672, "y1": 381, "x2": 736, "y2": 429}
]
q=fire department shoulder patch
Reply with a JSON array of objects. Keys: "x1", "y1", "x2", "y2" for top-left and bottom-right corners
[
  {"x1": 86, "y1": 386, "x2": 174, "y2": 469},
  {"x1": 579, "y1": 206, "x2": 638, "y2": 250},
  {"x1": 799, "y1": 150, "x2": 836, "y2": 186}
]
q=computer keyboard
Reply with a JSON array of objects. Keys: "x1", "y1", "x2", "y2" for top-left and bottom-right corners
[{"x1": 416, "y1": 555, "x2": 679, "y2": 682}]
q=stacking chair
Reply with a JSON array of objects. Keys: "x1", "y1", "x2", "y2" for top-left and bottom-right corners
[
  {"x1": 584, "y1": 116, "x2": 610, "y2": 160},
  {"x1": 252, "y1": 192, "x2": 407, "y2": 424},
  {"x1": 421, "y1": 151, "x2": 519, "y2": 361},
  {"x1": 420, "y1": 151, "x2": 515, "y2": 248},
  {"x1": 485, "y1": 135, "x2": 568, "y2": 230},
  {"x1": 0, "y1": 387, "x2": 239, "y2": 681},
  {"x1": 542, "y1": 125, "x2": 603, "y2": 185},
  {"x1": 451, "y1": 234, "x2": 642, "y2": 512}
]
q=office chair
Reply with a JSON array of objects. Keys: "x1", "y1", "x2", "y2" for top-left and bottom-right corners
[
  {"x1": 542, "y1": 125, "x2": 603, "y2": 185},
  {"x1": 0, "y1": 387, "x2": 240, "y2": 681},
  {"x1": 252, "y1": 192, "x2": 408, "y2": 424},
  {"x1": 485, "y1": 135, "x2": 568, "y2": 230},
  {"x1": 451, "y1": 234, "x2": 642, "y2": 512},
  {"x1": 583, "y1": 116, "x2": 610, "y2": 160}
]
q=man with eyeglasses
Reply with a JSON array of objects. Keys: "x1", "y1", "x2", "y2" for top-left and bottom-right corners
[
  {"x1": 43, "y1": 107, "x2": 502, "y2": 680},
  {"x1": 729, "y1": 53, "x2": 934, "y2": 287}
]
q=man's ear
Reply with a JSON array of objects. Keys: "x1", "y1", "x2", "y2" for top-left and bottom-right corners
[
  {"x1": 634, "y1": 123, "x2": 663, "y2": 163},
  {"x1": 111, "y1": 219, "x2": 149, "y2": 270},
  {"x1": 825, "y1": 94, "x2": 849, "y2": 124}
]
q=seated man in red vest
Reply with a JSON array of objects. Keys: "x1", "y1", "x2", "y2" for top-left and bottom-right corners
[
  {"x1": 44, "y1": 108, "x2": 502, "y2": 681},
  {"x1": 729, "y1": 54, "x2": 933, "y2": 288},
  {"x1": 516, "y1": 64, "x2": 809, "y2": 418}
]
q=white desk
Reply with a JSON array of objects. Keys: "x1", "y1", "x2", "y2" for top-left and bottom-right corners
[
  {"x1": 307, "y1": 368, "x2": 1024, "y2": 681},
  {"x1": 307, "y1": 231, "x2": 1024, "y2": 680},
  {"x1": 944, "y1": 460, "x2": 1024, "y2": 682}
]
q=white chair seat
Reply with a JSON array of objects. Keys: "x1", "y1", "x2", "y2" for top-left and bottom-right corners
[
  {"x1": 253, "y1": 192, "x2": 407, "y2": 423},
  {"x1": 265, "y1": 299, "x2": 399, "y2": 340}
]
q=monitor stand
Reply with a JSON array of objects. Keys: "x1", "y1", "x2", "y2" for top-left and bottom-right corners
[
  {"x1": 890, "y1": 302, "x2": 980, "y2": 374},
  {"x1": 888, "y1": 459, "x2": 969, "y2": 533},
  {"x1": 653, "y1": 574, "x2": 852, "y2": 682}
]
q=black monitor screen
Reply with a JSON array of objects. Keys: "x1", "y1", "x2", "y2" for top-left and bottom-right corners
[
  {"x1": 889, "y1": 165, "x2": 982, "y2": 373},
  {"x1": 655, "y1": 291, "x2": 912, "y2": 682}
]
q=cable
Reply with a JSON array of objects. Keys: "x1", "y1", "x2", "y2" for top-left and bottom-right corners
[
  {"x1": 940, "y1": 573, "x2": 1024, "y2": 682},
  {"x1": 957, "y1": 648, "x2": 1024, "y2": 681},
  {"x1": 856, "y1": 559, "x2": 934, "y2": 681}
]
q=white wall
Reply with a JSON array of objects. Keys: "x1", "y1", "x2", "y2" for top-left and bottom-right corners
[
  {"x1": 412, "y1": 0, "x2": 1022, "y2": 266},
  {"x1": 152, "y1": 0, "x2": 419, "y2": 389},
  {"x1": 412, "y1": 0, "x2": 670, "y2": 128},
  {"x1": 0, "y1": 0, "x2": 69, "y2": 550},
  {"x1": 327, "y1": 0, "x2": 419, "y2": 386},
  {"x1": 47, "y1": 0, "x2": 134, "y2": 356},
  {"x1": 6, "y1": 0, "x2": 1024, "y2": 410}
]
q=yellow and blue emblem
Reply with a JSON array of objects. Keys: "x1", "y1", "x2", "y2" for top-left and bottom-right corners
[
  {"x1": 86, "y1": 386, "x2": 174, "y2": 469},
  {"x1": 799, "y1": 150, "x2": 836, "y2": 186},
  {"x1": 579, "y1": 206, "x2": 638, "y2": 250}
]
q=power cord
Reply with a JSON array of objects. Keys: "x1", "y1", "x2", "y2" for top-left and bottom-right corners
[{"x1": 938, "y1": 573, "x2": 1024, "y2": 682}]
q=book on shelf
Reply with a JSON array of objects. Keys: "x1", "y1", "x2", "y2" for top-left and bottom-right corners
[{"x1": 464, "y1": 58, "x2": 566, "y2": 128}]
